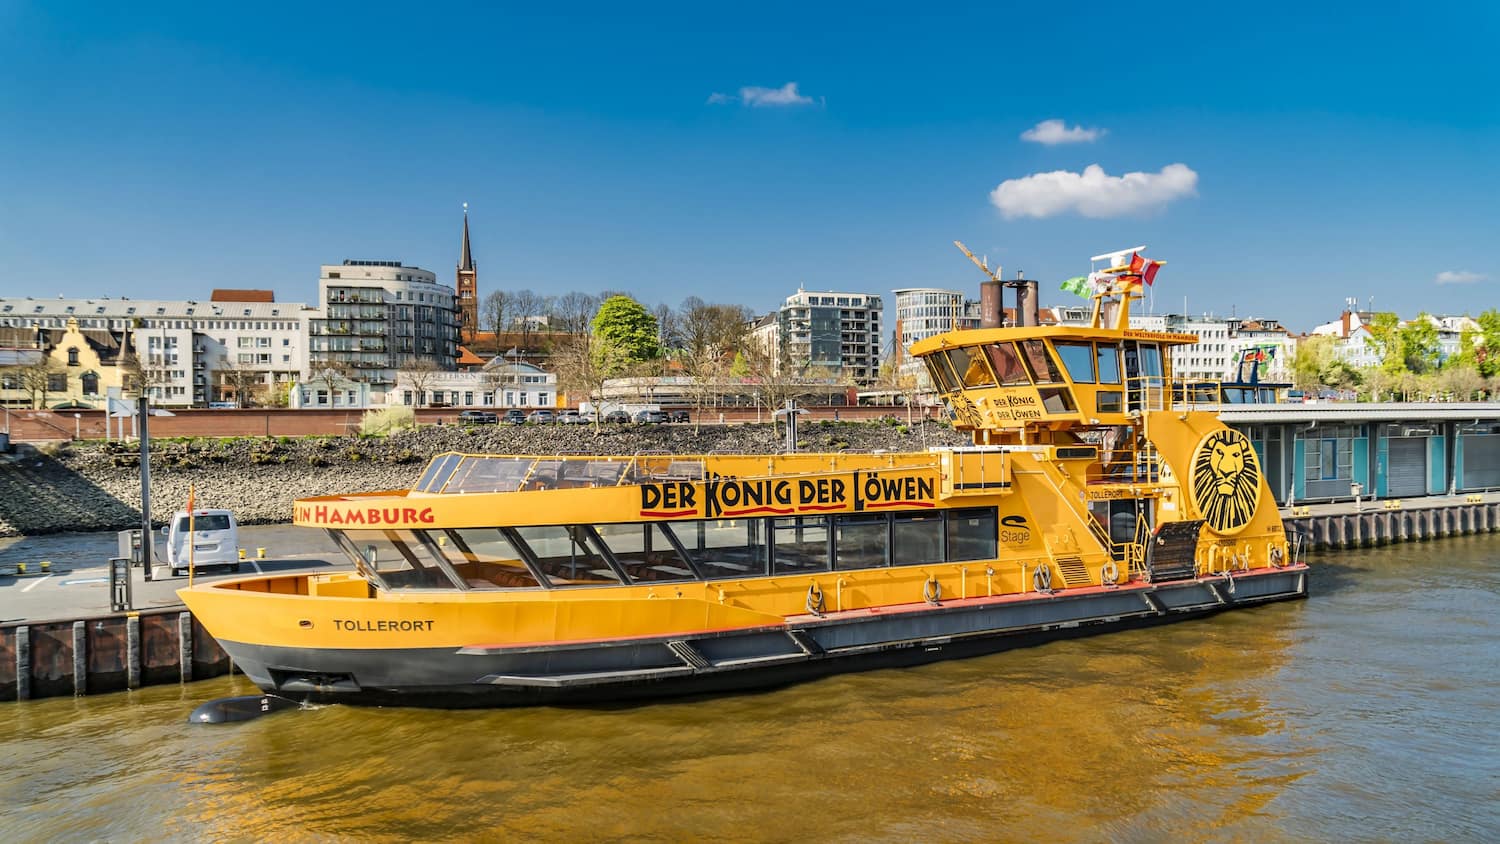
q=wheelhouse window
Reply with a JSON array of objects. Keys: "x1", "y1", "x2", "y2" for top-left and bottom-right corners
[
  {"x1": 923, "y1": 354, "x2": 961, "y2": 394},
  {"x1": 944, "y1": 346, "x2": 995, "y2": 389},
  {"x1": 1054, "y1": 341, "x2": 1095, "y2": 384},
  {"x1": 1018, "y1": 340, "x2": 1065, "y2": 384},
  {"x1": 984, "y1": 342, "x2": 1031, "y2": 386},
  {"x1": 1095, "y1": 344, "x2": 1121, "y2": 384}
]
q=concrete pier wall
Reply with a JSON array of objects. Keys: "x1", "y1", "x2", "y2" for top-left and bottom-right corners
[
  {"x1": 1285, "y1": 500, "x2": 1500, "y2": 550},
  {"x1": 0, "y1": 609, "x2": 229, "y2": 701}
]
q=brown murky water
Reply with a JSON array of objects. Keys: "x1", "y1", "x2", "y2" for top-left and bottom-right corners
[{"x1": 1, "y1": 537, "x2": 1497, "y2": 842}]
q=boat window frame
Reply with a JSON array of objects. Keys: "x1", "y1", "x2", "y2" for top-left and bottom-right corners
[
  {"x1": 943, "y1": 345, "x2": 997, "y2": 390},
  {"x1": 1054, "y1": 341, "x2": 1096, "y2": 384},
  {"x1": 1018, "y1": 340, "x2": 1066, "y2": 385},
  {"x1": 1095, "y1": 343, "x2": 1122, "y2": 385},
  {"x1": 924, "y1": 353, "x2": 962, "y2": 394},
  {"x1": 439, "y1": 528, "x2": 550, "y2": 590},
  {"x1": 984, "y1": 342, "x2": 1032, "y2": 386}
]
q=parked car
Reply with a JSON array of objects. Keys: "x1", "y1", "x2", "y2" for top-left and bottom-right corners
[
  {"x1": 527, "y1": 409, "x2": 557, "y2": 424},
  {"x1": 503, "y1": 409, "x2": 526, "y2": 425},
  {"x1": 604, "y1": 410, "x2": 631, "y2": 424},
  {"x1": 458, "y1": 410, "x2": 498, "y2": 424},
  {"x1": 634, "y1": 409, "x2": 667, "y2": 424},
  {"x1": 669, "y1": 409, "x2": 690, "y2": 423},
  {"x1": 557, "y1": 410, "x2": 584, "y2": 425},
  {"x1": 162, "y1": 509, "x2": 240, "y2": 576}
]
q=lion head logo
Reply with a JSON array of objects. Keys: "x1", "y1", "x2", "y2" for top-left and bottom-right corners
[{"x1": 1189, "y1": 429, "x2": 1261, "y2": 534}]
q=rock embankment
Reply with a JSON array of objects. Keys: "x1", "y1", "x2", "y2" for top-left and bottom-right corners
[{"x1": 0, "y1": 420, "x2": 967, "y2": 537}]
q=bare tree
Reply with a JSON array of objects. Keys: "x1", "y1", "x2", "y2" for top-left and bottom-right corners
[
  {"x1": 481, "y1": 290, "x2": 511, "y2": 355},
  {"x1": 119, "y1": 344, "x2": 169, "y2": 399},
  {"x1": 739, "y1": 340, "x2": 807, "y2": 434},
  {"x1": 214, "y1": 357, "x2": 264, "y2": 407},
  {"x1": 308, "y1": 362, "x2": 358, "y2": 407},
  {"x1": 554, "y1": 332, "x2": 631, "y2": 431},
  {"x1": 398, "y1": 359, "x2": 444, "y2": 408},
  {"x1": 679, "y1": 300, "x2": 752, "y2": 431},
  {"x1": 551, "y1": 291, "x2": 600, "y2": 337},
  {"x1": 510, "y1": 289, "x2": 543, "y2": 358},
  {"x1": 17, "y1": 356, "x2": 63, "y2": 409}
]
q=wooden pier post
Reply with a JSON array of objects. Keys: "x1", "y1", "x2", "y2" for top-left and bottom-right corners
[
  {"x1": 15, "y1": 625, "x2": 29, "y2": 701},
  {"x1": 72, "y1": 620, "x2": 87, "y2": 696}
]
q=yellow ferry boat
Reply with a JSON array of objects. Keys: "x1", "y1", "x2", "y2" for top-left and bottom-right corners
[{"x1": 181, "y1": 251, "x2": 1308, "y2": 708}]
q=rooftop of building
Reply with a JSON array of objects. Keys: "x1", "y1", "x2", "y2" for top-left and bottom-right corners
[
  {"x1": 210, "y1": 289, "x2": 275, "y2": 303},
  {"x1": 0, "y1": 296, "x2": 310, "y2": 320}
]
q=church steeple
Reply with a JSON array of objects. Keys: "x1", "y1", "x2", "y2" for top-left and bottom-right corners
[
  {"x1": 459, "y1": 205, "x2": 475, "y2": 272},
  {"x1": 456, "y1": 203, "x2": 479, "y2": 344}
]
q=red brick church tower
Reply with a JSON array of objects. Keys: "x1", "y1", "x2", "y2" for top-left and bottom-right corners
[{"x1": 456, "y1": 204, "x2": 478, "y2": 344}]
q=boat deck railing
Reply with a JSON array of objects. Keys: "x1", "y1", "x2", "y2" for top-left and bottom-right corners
[{"x1": 410, "y1": 451, "x2": 943, "y2": 495}]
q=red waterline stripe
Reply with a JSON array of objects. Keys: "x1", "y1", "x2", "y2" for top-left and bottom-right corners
[
  {"x1": 721, "y1": 506, "x2": 795, "y2": 516},
  {"x1": 640, "y1": 509, "x2": 698, "y2": 518},
  {"x1": 864, "y1": 500, "x2": 936, "y2": 509}
]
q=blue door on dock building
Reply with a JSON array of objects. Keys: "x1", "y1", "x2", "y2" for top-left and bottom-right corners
[{"x1": 1295, "y1": 424, "x2": 1369, "y2": 502}]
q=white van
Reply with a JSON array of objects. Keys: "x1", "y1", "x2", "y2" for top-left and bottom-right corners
[{"x1": 162, "y1": 509, "x2": 240, "y2": 576}]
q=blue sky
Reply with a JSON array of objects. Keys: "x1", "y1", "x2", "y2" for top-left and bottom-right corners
[{"x1": 1, "y1": 1, "x2": 1495, "y2": 330}]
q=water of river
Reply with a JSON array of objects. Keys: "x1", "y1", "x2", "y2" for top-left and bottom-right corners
[{"x1": 1, "y1": 536, "x2": 1496, "y2": 842}]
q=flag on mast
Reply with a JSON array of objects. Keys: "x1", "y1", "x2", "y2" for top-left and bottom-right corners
[
  {"x1": 1142, "y1": 259, "x2": 1164, "y2": 286},
  {"x1": 1059, "y1": 276, "x2": 1090, "y2": 297}
]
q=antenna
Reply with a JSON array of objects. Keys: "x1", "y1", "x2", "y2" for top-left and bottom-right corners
[{"x1": 953, "y1": 241, "x2": 1002, "y2": 281}]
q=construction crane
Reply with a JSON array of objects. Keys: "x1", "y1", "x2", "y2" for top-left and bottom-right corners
[{"x1": 953, "y1": 240, "x2": 1001, "y2": 282}]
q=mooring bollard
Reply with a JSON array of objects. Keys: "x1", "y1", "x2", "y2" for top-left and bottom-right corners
[{"x1": 257, "y1": 548, "x2": 267, "y2": 559}]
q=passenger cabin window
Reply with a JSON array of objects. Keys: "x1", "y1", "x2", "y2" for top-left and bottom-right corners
[
  {"x1": 674, "y1": 518, "x2": 767, "y2": 578},
  {"x1": 439, "y1": 528, "x2": 544, "y2": 589},
  {"x1": 944, "y1": 346, "x2": 995, "y2": 389},
  {"x1": 946, "y1": 509, "x2": 998, "y2": 561},
  {"x1": 835, "y1": 513, "x2": 887, "y2": 569},
  {"x1": 892, "y1": 513, "x2": 945, "y2": 564},
  {"x1": 513, "y1": 525, "x2": 623, "y2": 586},
  {"x1": 342, "y1": 529, "x2": 461, "y2": 590},
  {"x1": 1055, "y1": 341, "x2": 1095, "y2": 384},
  {"x1": 594, "y1": 522, "x2": 696, "y2": 583},
  {"x1": 984, "y1": 342, "x2": 1031, "y2": 386},
  {"x1": 773, "y1": 516, "x2": 831, "y2": 575}
]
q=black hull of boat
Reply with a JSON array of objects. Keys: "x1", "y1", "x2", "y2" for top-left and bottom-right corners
[{"x1": 219, "y1": 567, "x2": 1309, "y2": 709}]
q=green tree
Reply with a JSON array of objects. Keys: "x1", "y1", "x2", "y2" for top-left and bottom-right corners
[
  {"x1": 1291, "y1": 335, "x2": 1336, "y2": 392},
  {"x1": 1364, "y1": 312, "x2": 1404, "y2": 374},
  {"x1": 591, "y1": 295, "x2": 662, "y2": 365},
  {"x1": 1476, "y1": 309, "x2": 1500, "y2": 377},
  {"x1": 1396, "y1": 314, "x2": 1440, "y2": 373}
]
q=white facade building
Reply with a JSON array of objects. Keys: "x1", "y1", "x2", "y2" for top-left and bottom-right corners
[
  {"x1": 892, "y1": 287, "x2": 982, "y2": 386},
  {"x1": 394, "y1": 360, "x2": 557, "y2": 409},
  {"x1": 0, "y1": 295, "x2": 310, "y2": 407},
  {"x1": 308, "y1": 260, "x2": 461, "y2": 401}
]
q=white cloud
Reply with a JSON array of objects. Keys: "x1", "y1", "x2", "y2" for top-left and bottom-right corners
[
  {"x1": 707, "y1": 82, "x2": 817, "y2": 108},
  {"x1": 1020, "y1": 119, "x2": 1104, "y2": 145},
  {"x1": 1435, "y1": 270, "x2": 1487, "y2": 285},
  {"x1": 989, "y1": 163, "x2": 1199, "y2": 219}
]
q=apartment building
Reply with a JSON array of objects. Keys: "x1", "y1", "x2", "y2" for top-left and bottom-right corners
[{"x1": 776, "y1": 288, "x2": 883, "y2": 386}]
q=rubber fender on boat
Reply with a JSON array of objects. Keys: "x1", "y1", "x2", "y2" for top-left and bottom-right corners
[
  {"x1": 1268, "y1": 543, "x2": 1285, "y2": 567},
  {"x1": 1101, "y1": 561, "x2": 1119, "y2": 584}
]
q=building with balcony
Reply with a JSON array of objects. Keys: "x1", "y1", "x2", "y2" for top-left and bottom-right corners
[
  {"x1": 775, "y1": 288, "x2": 883, "y2": 386},
  {"x1": 307, "y1": 260, "x2": 461, "y2": 402}
]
